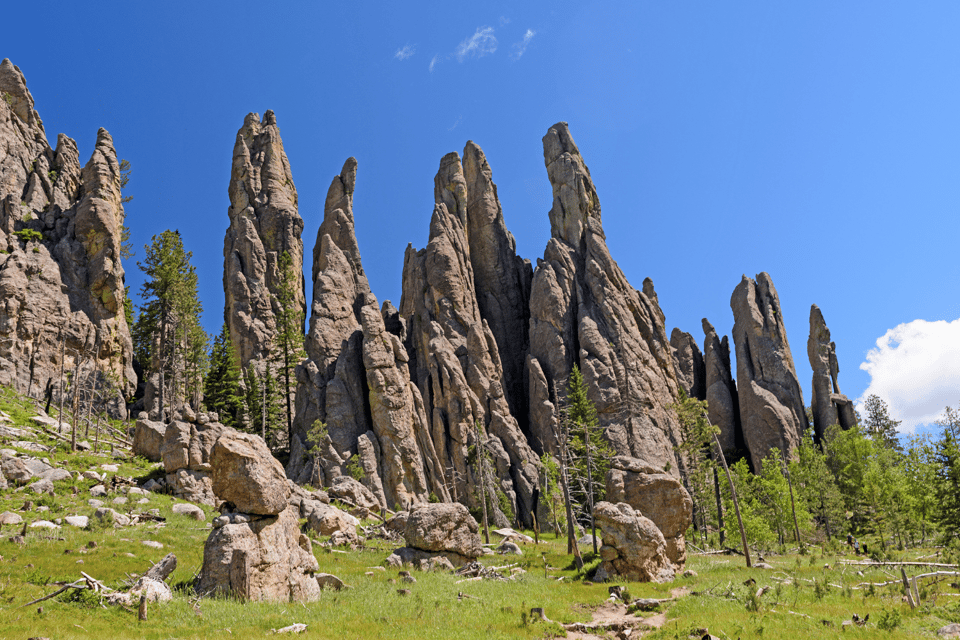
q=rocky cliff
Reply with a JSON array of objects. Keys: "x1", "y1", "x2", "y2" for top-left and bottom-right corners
[
  {"x1": 0, "y1": 59, "x2": 134, "y2": 414},
  {"x1": 808, "y1": 304, "x2": 856, "y2": 440},
  {"x1": 223, "y1": 111, "x2": 305, "y2": 372},
  {"x1": 527, "y1": 123, "x2": 684, "y2": 474},
  {"x1": 730, "y1": 273, "x2": 808, "y2": 470}
]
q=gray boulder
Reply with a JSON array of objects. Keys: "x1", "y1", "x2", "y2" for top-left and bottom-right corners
[
  {"x1": 133, "y1": 419, "x2": 166, "y2": 462},
  {"x1": 594, "y1": 501, "x2": 675, "y2": 583},
  {"x1": 210, "y1": 431, "x2": 289, "y2": 515},
  {"x1": 400, "y1": 503, "x2": 482, "y2": 566}
]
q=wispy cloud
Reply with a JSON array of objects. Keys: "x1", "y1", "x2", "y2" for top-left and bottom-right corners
[
  {"x1": 511, "y1": 29, "x2": 536, "y2": 60},
  {"x1": 856, "y1": 317, "x2": 960, "y2": 432},
  {"x1": 448, "y1": 115, "x2": 462, "y2": 131},
  {"x1": 429, "y1": 54, "x2": 439, "y2": 73},
  {"x1": 499, "y1": 16, "x2": 511, "y2": 26},
  {"x1": 456, "y1": 26, "x2": 497, "y2": 62},
  {"x1": 394, "y1": 45, "x2": 416, "y2": 61}
]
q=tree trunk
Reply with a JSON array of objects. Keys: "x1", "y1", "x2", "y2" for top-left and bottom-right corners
[
  {"x1": 584, "y1": 420, "x2": 597, "y2": 555},
  {"x1": 476, "y1": 422, "x2": 490, "y2": 544},
  {"x1": 783, "y1": 454, "x2": 801, "y2": 544},
  {"x1": 705, "y1": 413, "x2": 751, "y2": 567},
  {"x1": 713, "y1": 466, "x2": 725, "y2": 547}
]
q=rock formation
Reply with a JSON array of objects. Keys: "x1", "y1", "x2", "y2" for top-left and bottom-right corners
[
  {"x1": 159, "y1": 415, "x2": 230, "y2": 506},
  {"x1": 702, "y1": 319, "x2": 741, "y2": 456},
  {"x1": 730, "y1": 273, "x2": 808, "y2": 470},
  {"x1": 808, "y1": 304, "x2": 857, "y2": 440},
  {"x1": 223, "y1": 110, "x2": 305, "y2": 372},
  {"x1": 605, "y1": 456, "x2": 692, "y2": 568},
  {"x1": 670, "y1": 328, "x2": 705, "y2": 401},
  {"x1": 386, "y1": 503, "x2": 483, "y2": 569},
  {"x1": 527, "y1": 123, "x2": 683, "y2": 472},
  {"x1": 593, "y1": 501, "x2": 675, "y2": 583},
  {"x1": 0, "y1": 59, "x2": 134, "y2": 414},
  {"x1": 400, "y1": 149, "x2": 539, "y2": 525},
  {"x1": 198, "y1": 430, "x2": 320, "y2": 602}
]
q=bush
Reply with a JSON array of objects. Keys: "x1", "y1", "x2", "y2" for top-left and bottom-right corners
[{"x1": 13, "y1": 229, "x2": 42, "y2": 243}]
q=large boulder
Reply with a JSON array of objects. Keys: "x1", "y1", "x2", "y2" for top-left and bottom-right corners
[
  {"x1": 594, "y1": 501, "x2": 675, "y2": 583},
  {"x1": 328, "y1": 475, "x2": 380, "y2": 511},
  {"x1": 210, "y1": 431, "x2": 289, "y2": 515},
  {"x1": 132, "y1": 419, "x2": 166, "y2": 462},
  {"x1": 159, "y1": 420, "x2": 229, "y2": 505},
  {"x1": 304, "y1": 501, "x2": 359, "y2": 537},
  {"x1": 401, "y1": 503, "x2": 483, "y2": 565},
  {"x1": 605, "y1": 457, "x2": 693, "y2": 567},
  {"x1": 197, "y1": 505, "x2": 320, "y2": 602}
]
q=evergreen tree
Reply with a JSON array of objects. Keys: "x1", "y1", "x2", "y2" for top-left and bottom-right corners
[
  {"x1": 862, "y1": 394, "x2": 903, "y2": 452},
  {"x1": 204, "y1": 324, "x2": 244, "y2": 427},
  {"x1": 271, "y1": 250, "x2": 306, "y2": 449},
  {"x1": 136, "y1": 230, "x2": 203, "y2": 419},
  {"x1": 936, "y1": 405, "x2": 960, "y2": 543},
  {"x1": 792, "y1": 428, "x2": 846, "y2": 541}
]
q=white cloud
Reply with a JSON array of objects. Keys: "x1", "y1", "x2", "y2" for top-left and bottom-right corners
[
  {"x1": 456, "y1": 26, "x2": 497, "y2": 62},
  {"x1": 429, "y1": 54, "x2": 439, "y2": 73},
  {"x1": 394, "y1": 45, "x2": 415, "y2": 61},
  {"x1": 857, "y1": 318, "x2": 960, "y2": 432},
  {"x1": 511, "y1": 29, "x2": 536, "y2": 60},
  {"x1": 499, "y1": 16, "x2": 511, "y2": 26},
  {"x1": 448, "y1": 114, "x2": 462, "y2": 131}
]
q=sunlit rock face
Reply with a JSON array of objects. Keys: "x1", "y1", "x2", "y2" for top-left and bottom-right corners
[{"x1": 0, "y1": 58, "x2": 134, "y2": 415}]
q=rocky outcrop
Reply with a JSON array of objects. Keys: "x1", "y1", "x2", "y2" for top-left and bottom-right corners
[
  {"x1": 132, "y1": 418, "x2": 166, "y2": 462},
  {"x1": 730, "y1": 273, "x2": 808, "y2": 469},
  {"x1": 0, "y1": 59, "x2": 134, "y2": 414},
  {"x1": 527, "y1": 123, "x2": 683, "y2": 473},
  {"x1": 400, "y1": 150, "x2": 539, "y2": 525},
  {"x1": 288, "y1": 158, "x2": 374, "y2": 486},
  {"x1": 197, "y1": 506, "x2": 320, "y2": 602},
  {"x1": 670, "y1": 328, "x2": 705, "y2": 401},
  {"x1": 808, "y1": 304, "x2": 857, "y2": 440},
  {"x1": 702, "y1": 319, "x2": 741, "y2": 456},
  {"x1": 593, "y1": 501, "x2": 675, "y2": 583},
  {"x1": 387, "y1": 503, "x2": 483, "y2": 568},
  {"x1": 223, "y1": 110, "x2": 305, "y2": 372},
  {"x1": 605, "y1": 456, "x2": 692, "y2": 568},
  {"x1": 159, "y1": 418, "x2": 230, "y2": 505}
]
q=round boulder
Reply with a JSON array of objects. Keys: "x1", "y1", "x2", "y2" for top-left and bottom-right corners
[{"x1": 210, "y1": 432, "x2": 290, "y2": 515}]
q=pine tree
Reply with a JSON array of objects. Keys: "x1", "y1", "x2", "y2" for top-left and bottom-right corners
[
  {"x1": 136, "y1": 230, "x2": 203, "y2": 419},
  {"x1": 204, "y1": 324, "x2": 244, "y2": 427},
  {"x1": 862, "y1": 395, "x2": 903, "y2": 452},
  {"x1": 271, "y1": 250, "x2": 305, "y2": 449},
  {"x1": 936, "y1": 405, "x2": 960, "y2": 543}
]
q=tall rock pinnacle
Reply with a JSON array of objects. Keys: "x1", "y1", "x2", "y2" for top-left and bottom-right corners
[
  {"x1": 223, "y1": 110, "x2": 305, "y2": 372},
  {"x1": 528, "y1": 122, "x2": 684, "y2": 473},
  {"x1": 702, "y1": 318, "x2": 741, "y2": 456},
  {"x1": 0, "y1": 59, "x2": 134, "y2": 414},
  {"x1": 808, "y1": 304, "x2": 857, "y2": 440},
  {"x1": 401, "y1": 149, "x2": 539, "y2": 526},
  {"x1": 730, "y1": 273, "x2": 808, "y2": 469}
]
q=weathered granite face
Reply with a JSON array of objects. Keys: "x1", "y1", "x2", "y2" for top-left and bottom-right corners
[
  {"x1": 527, "y1": 122, "x2": 684, "y2": 475},
  {"x1": 730, "y1": 273, "x2": 808, "y2": 469},
  {"x1": 807, "y1": 304, "x2": 857, "y2": 440},
  {"x1": 223, "y1": 110, "x2": 305, "y2": 372},
  {"x1": 670, "y1": 328, "x2": 705, "y2": 401},
  {"x1": 400, "y1": 150, "x2": 539, "y2": 526},
  {"x1": 702, "y1": 318, "x2": 742, "y2": 456},
  {"x1": 0, "y1": 59, "x2": 134, "y2": 415},
  {"x1": 288, "y1": 158, "x2": 374, "y2": 487}
]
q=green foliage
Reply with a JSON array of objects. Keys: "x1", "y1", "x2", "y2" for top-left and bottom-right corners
[
  {"x1": 345, "y1": 454, "x2": 364, "y2": 481},
  {"x1": 270, "y1": 250, "x2": 305, "y2": 446},
  {"x1": 862, "y1": 394, "x2": 903, "y2": 452},
  {"x1": 935, "y1": 409, "x2": 960, "y2": 543},
  {"x1": 563, "y1": 364, "x2": 613, "y2": 523},
  {"x1": 792, "y1": 428, "x2": 846, "y2": 541},
  {"x1": 877, "y1": 605, "x2": 902, "y2": 631},
  {"x1": 13, "y1": 228, "x2": 42, "y2": 243},
  {"x1": 203, "y1": 324, "x2": 244, "y2": 428},
  {"x1": 47, "y1": 169, "x2": 57, "y2": 183},
  {"x1": 118, "y1": 159, "x2": 134, "y2": 259}
]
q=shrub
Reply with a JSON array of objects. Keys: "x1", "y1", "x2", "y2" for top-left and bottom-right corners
[{"x1": 13, "y1": 229, "x2": 42, "y2": 243}]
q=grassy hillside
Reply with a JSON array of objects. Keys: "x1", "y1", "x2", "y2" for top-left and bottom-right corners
[{"x1": 0, "y1": 386, "x2": 958, "y2": 639}]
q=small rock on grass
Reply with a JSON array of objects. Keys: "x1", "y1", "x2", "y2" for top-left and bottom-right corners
[
  {"x1": 171, "y1": 503, "x2": 205, "y2": 520},
  {"x1": 272, "y1": 624, "x2": 308, "y2": 634}
]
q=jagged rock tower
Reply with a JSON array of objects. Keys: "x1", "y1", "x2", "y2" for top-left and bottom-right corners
[
  {"x1": 223, "y1": 111, "x2": 305, "y2": 372},
  {"x1": 670, "y1": 328, "x2": 705, "y2": 401},
  {"x1": 730, "y1": 272, "x2": 808, "y2": 469},
  {"x1": 401, "y1": 147, "x2": 540, "y2": 526},
  {"x1": 0, "y1": 59, "x2": 134, "y2": 414},
  {"x1": 701, "y1": 318, "x2": 742, "y2": 456},
  {"x1": 527, "y1": 122, "x2": 684, "y2": 473},
  {"x1": 808, "y1": 304, "x2": 857, "y2": 440}
]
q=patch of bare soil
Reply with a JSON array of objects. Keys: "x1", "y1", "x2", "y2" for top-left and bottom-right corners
[{"x1": 564, "y1": 601, "x2": 671, "y2": 639}]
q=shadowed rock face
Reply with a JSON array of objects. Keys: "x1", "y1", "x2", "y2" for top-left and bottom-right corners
[
  {"x1": 670, "y1": 328, "x2": 705, "y2": 401},
  {"x1": 527, "y1": 122, "x2": 683, "y2": 474},
  {"x1": 0, "y1": 59, "x2": 134, "y2": 414},
  {"x1": 223, "y1": 110, "x2": 305, "y2": 372},
  {"x1": 400, "y1": 149, "x2": 539, "y2": 526},
  {"x1": 730, "y1": 273, "x2": 808, "y2": 470},
  {"x1": 808, "y1": 304, "x2": 857, "y2": 440},
  {"x1": 702, "y1": 318, "x2": 742, "y2": 456}
]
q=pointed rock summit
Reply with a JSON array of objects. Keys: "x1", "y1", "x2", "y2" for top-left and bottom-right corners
[
  {"x1": 528, "y1": 122, "x2": 683, "y2": 472},
  {"x1": 223, "y1": 110, "x2": 305, "y2": 372},
  {"x1": 808, "y1": 304, "x2": 857, "y2": 440},
  {"x1": 670, "y1": 328, "x2": 705, "y2": 401},
  {"x1": 0, "y1": 59, "x2": 134, "y2": 413},
  {"x1": 730, "y1": 273, "x2": 808, "y2": 469},
  {"x1": 702, "y1": 319, "x2": 741, "y2": 456}
]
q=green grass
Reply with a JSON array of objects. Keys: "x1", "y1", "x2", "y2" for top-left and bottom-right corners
[{"x1": 3, "y1": 386, "x2": 960, "y2": 638}]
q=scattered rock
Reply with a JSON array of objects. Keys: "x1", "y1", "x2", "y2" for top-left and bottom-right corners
[
  {"x1": 64, "y1": 516, "x2": 88, "y2": 528},
  {"x1": 90, "y1": 484, "x2": 107, "y2": 497},
  {"x1": 29, "y1": 520, "x2": 59, "y2": 529},
  {"x1": 172, "y1": 503, "x2": 205, "y2": 521},
  {"x1": 94, "y1": 507, "x2": 130, "y2": 526},
  {"x1": 0, "y1": 511, "x2": 23, "y2": 525},
  {"x1": 316, "y1": 573, "x2": 346, "y2": 590},
  {"x1": 142, "y1": 540, "x2": 163, "y2": 549},
  {"x1": 938, "y1": 623, "x2": 960, "y2": 638}
]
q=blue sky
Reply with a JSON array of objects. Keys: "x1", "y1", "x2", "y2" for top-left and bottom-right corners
[{"x1": 7, "y1": 1, "x2": 960, "y2": 432}]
